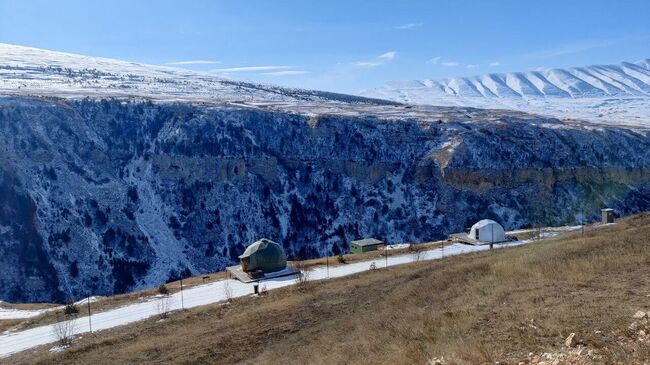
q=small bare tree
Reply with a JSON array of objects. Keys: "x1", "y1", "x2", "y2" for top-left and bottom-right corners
[
  {"x1": 411, "y1": 248, "x2": 424, "y2": 262},
  {"x1": 156, "y1": 295, "x2": 172, "y2": 319},
  {"x1": 222, "y1": 280, "x2": 234, "y2": 302},
  {"x1": 291, "y1": 259, "x2": 311, "y2": 291},
  {"x1": 296, "y1": 268, "x2": 311, "y2": 287},
  {"x1": 52, "y1": 317, "x2": 77, "y2": 347}
]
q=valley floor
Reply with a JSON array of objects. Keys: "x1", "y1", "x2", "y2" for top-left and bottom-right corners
[{"x1": 4, "y1": 217, "x2": 650, "y2": 364}]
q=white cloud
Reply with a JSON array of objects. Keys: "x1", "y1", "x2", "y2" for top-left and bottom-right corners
[
  {"x1": 466, "y1": 64, "x2": 479, "y2": 68},
  {"x1": 259, "y1": 70, "x2": 310, "y2": 77},
  {"x1": 378, "y1": 51, "x2": 397, "y2": 60},
  {"x1": 489, "y1": 61, "x2": 501, "y2": 67},
  {"x1": 525, "y1": 40, "x2": 616, "y2": 59},
  {"x1": 352, "y1": 51, "x2": 397, "y2": 68},
  {"x1": 394, "y1": 23, "x2": 422, "y2": 30},
  {"x1": 167, "y1": 60, "x2": 221, "y2": 65},
  {"x1": 352, "y1": 61, "x2": 383, "y2": 68},
  {"x1": 429, "y1": 56, "x2": 442, "y2": 65},
  {"x1": 441, "y1": 61, "x2": 459, "y2": 67},
  {"x1": 212, "y1": 66, "x2": 294, "y2": 73}
]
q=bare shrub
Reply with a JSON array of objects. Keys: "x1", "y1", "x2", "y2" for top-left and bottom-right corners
[
  {"x1": 296, "y1": 269, "x2": 311, "y2": 288},
  {"x1": 52, "y1": 317, "x2": 77, "y2": 347},
  {"x1": 292, "y1": 259, "x2": 311, "y2": 291},
  {"x1": 223, "y1": 280, "x2": 234, "y2": 302},
  {"x1": 411, "y1": 248, "x2": 424, "y2": 262},
  {"x1": 156, "y1": 295, "x2": 172, "y2": 319}
]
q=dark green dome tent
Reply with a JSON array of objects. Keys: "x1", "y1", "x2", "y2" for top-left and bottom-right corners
[{"x1": 238, "y1": 238, "x2": 287, "y2": 273}]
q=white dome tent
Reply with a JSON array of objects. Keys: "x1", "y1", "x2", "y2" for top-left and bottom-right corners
[{"x1": 468, "y1": 219, "x2": 506, "y2": 244}]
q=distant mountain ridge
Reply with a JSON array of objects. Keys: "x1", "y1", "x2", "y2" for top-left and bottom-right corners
[
  {"x1": 375, "y1": 59, "x2": 650, "y2": 98},
  {"x1": 363, "y1": 59, "x2": 650, "y2": 126}
]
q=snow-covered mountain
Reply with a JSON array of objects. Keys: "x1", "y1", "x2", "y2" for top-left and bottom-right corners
[
  {"x1": 362, "y1": 60, "x2": 650, "y2": 126},
  {"x1": 1, "y1": 44, "x2": 650, "y2": 303},
  {"x1": 0, "y1": 43, "x2": 396, "y2": 108}
]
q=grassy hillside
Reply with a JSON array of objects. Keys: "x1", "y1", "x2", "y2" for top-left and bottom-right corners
[{"x1": 8, "y1": 214, "x2": 650, "y2": 364}]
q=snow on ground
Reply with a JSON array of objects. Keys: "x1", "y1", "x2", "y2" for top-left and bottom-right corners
[
  {"x1": 385, "y1": 243, "x2": 411, "y2": 250},
  {"x1": 0, "y1": 307, "x2": 53, "y2": 321},
  {"x1": 506, "y1": 225, "x2": 583, "y2": 236},
  {"x1": 0, "y1": 229, "x2": 582, "y2": 358},
  {"x1": 73, "y1": 297, "x2": 99, "y2": 306},
  {"x1": 0, "y1": 297, "x2": 102, "y2": 321}
]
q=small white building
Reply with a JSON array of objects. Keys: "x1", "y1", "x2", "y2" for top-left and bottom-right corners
[{"x1": 468, "y1": 219, "x2": 506, "y2": 243}]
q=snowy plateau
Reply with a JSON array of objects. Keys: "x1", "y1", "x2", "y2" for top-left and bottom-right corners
[
  {"x1": 362, "y1": 59, "x2": 650, "y2": 127},
  {"x1": 0, "y1": 43, "x2": 649, "y2": 303}
]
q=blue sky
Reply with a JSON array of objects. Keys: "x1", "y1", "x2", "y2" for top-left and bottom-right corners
[{"x1": 1, "y1": 0, "x2": 649, "y2": 94}]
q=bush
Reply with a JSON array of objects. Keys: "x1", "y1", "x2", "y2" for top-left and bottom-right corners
[
  {"x1": 63, "y1": 300, "x2": 79, "y2": 316},
  {"x1": 337, "y1": 253, "x2": 346, "y2": 264},
  {"x1": 223, "y1": 280, "x2": 234, "y2": 302},
  {"x1": 291, "y1": 259, "x2": 311, "y2": 292},
  {"x1": 52, "y1": 317, "x2": 77, "y2": 347},
  {"x1": 158, "y1": 284, "x2": 169, "y2": 295},
  {"x1": 156, "y1": 296, "x2": 172, "y2": 319}
]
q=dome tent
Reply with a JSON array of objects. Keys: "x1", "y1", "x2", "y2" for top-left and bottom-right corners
[
  {"x1": 468, "y1": 219, "x2": 506, "y2": 243},
  {"x1": 238, "y1": 238, "x2": 287, "y2": 273}
]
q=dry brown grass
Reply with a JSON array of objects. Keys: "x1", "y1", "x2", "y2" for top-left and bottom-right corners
[
  {"x1": 0, "y1": 271, "x2": 228, "y2": 334},
  {"x1": 295, "y1": 240, "x2": 444, "y2": 270},
  {"x1": 1, "y1": 244, "x2": 433, "y2": 333},
  {"x1": 6, "y1": 214, "x2": 650, "y2": 365},
  {"x1": 0, "y1": 243, "x2": 428, "y2": 334}
]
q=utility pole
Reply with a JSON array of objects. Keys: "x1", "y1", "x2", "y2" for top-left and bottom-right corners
[
  {"x1": 180, "y1": 276, "x2": 185, "y2": 310},
  {"x1": 385, "y1": 244, "x2": 388, "y2": 268},
  {"x1": 87, "y1": 293, "x2": 92, "y2": 334},
  {"x1": 581, "y1": 206, "x2": 585, "y2": 236},
  {"x1": 326, "y1": 249, "x2": 330, "y2": 279}
]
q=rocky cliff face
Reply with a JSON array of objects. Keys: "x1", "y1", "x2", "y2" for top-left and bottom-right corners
[{"x1": 1, "y1": 96, "x2": 649, "y2": 303}]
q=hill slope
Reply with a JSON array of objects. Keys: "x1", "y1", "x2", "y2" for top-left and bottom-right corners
[
  {"x1": 0, "y1": 43, "x2": 392, "y2": 107},
  {"x1": 362, "y1": 59, "x2": 650, "y2": 126},
  {"x1": 8, "y1": 214, "x2": 650, "y2": 364}
]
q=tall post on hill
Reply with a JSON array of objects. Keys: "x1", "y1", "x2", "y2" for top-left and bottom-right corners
[
  {"x1": 326, "y1": 247, "x2": 330, "y2": 279},
  {"x1": 87, "y1": 293, "x2": 92, "y2": 334},
  {"x1": 581, "y1": 205, "x2": 585, "y2": 236},
  {"x1": 385, "y1": 243, "x2": 388, "y2": 268},
  {"x1": 180, "y1": 276, "x2": 185, "y2": 310}
]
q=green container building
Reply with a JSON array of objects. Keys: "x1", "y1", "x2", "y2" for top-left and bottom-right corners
[{"x1": 349, "y1": 238, "x2": 383, "y2": 254}]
